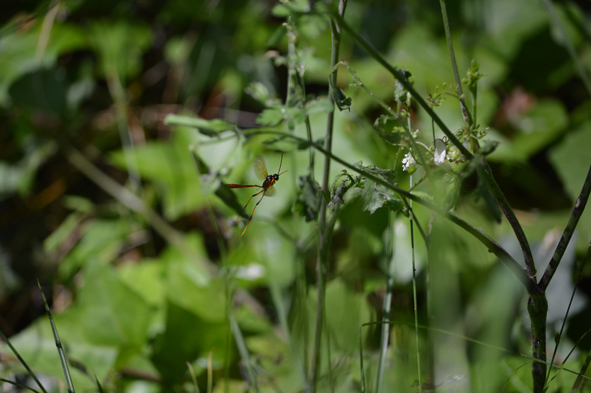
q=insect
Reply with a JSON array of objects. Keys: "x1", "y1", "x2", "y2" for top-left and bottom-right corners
[{"x1": 227, "y1": 153, "x2": 287, "y2": 236}]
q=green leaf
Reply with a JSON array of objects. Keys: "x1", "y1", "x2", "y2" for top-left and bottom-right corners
[
  {"x1": 330, "y1": 85, "x2": 352, "y2": 112},
  {"x1": 151, "y1": 302, "x2": 230, "y2": 386},
  {"x1": 110, "y1": 130, "x2": 205, "y2": 220},
  {"x1": 0, "y1": 23, "x2": 87, "y2": 106},
  {"x1": 43, "y1": 211, "x2": 85, "y2": 254},
  {"x1": 165, "y1": 114, "x2": 236, "y2": 136},
  {"x1": 361, "y1": 179, "x2": 402, "y2": 214},
  {"x1": 512, "y1": 99, "x2": 568, "y2": 158},
  {"x1": 256, "y1": 107, "x2": 286, "y2": 126},
  {"x1": 59, "y1": 218, "x2": 132, "y2": 279},
  {"x1": 271, "y1": 0, "x2": 310, "y2": 17},
  {"x1": 0, "y1": 139, "x2": 57, "y2": 198},
  {"x1": 549, "y1": 121, "x2": 591, "y2": 200},
  {"x1": 294, "y1": 175, "x2": 320, "y2": 222},
  {"x1": 88, "y1": 20, "x2": 152, "y2": 80}
]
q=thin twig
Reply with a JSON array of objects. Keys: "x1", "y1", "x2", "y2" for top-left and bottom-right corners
[{"x1": 539, "y1": 163, "x2": 591, "y2": 291}]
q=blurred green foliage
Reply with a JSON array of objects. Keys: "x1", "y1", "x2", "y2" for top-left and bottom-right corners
[{"x1": 1, "y1": 0, "x2": 591, "y2": 392}]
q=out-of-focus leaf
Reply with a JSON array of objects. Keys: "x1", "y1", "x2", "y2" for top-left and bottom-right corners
[
  {"x1": 151, "y1": 302, "x2": 229, "y2": 386},
  {"x1": 272, "y1": 0, "x2": 311, "y2": 17},
  {"x1": 512, "y1": 99, "x2": 568, "y2": 158},
  {"x1": 0, "y1": 139, "x2": 57, "y2": 198},
  {"x1": 0, "y1": 23, "x2": 87, "y2": 106},
  {"x1": 71, "y1": 262, "x2": 152, "y2": 349},
  {"x1": 118, "y1": 261, "x2": 165, "y2": 308},
  {"x1": 0, "y1": 249, "x2": 19, "y2": 298},
  {"x1": 43, "y1": 211, "x2": 85, "y2": 254},
  {"x1": 110, "y1": 130, "x2": 205, "y2": 220},
  {"x1": 306, "y1": 97, "x2": 333, "y2": 115},
  {"x1": 549, "y1": 121, "x2": 591, "y2": 200},
  {"x1": 549, "y1": 121, "x2": 591, "y2": 238},
  {"x1": 9, "y1": 68, "x2": 68, "y2": 114},
  {"x1": 59, "y1": 218, "x2": 132, "y2": 280},
  {"x1": 165, "y1": 114, "x2": 236, "y2": 136},
  {"x1": 2, "y1": 321, "x2": 117, "y2": 392},
  {"x1": 88, "y1": 20, "x2": 152, "y2": 80},
  {"x1": 256, "y1": 107, "x2": 286, "y2": 126},
  {"x1": 294, "y1": 175, "x2": 320, "y2": 222},
  {"x1": 325, "y1": 279, "x2": 371, "y2": 353},
  {"x1": 2, "y1": 262, "x2": 150, "y2": 387}
]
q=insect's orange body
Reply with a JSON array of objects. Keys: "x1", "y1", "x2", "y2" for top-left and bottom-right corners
[{"x1": 227, "y1": 153, "x2": 287, "y2": 236}]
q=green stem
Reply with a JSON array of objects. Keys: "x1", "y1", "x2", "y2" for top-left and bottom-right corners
[
  {"x1": 439, "y1": 0, "x2": 472, "y2": 125},
  {"x1": 241, "y1": 128, "x2": 537, "y2": 294},
  {"x1": 312, "y1": 2, "x2": 347, "y2": 391},
  {"x1": 539, "y1": 163, "x2": 591, "y2": 291},
  {"x1": 330, "y1": 9, "x2": 537, "y2": 281}
]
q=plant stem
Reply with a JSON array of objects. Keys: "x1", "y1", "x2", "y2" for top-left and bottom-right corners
[
  {"x1": 311, "y1": 2, "x2": 347, "y2": 391},
  {"x1": 376, "y1": 212, "x2": 394, "y2": 393},
  {"x1": 331, "y1": 8, "x2": 538, "y2": 284},
  {"x1": 539, "y1": 163, "x2": 591, "y2": 291},
  {"x1": 438, "y1": 0, "x2": 472, "y2": 125},
  {"x1": 241, "y1": 128, "x2": 538, "y2": 293}
]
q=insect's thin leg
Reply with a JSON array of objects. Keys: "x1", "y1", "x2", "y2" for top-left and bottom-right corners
[
  {"x1": 235, "y1": 188, "x2": 263, "y2": 223},
  {"x1": 277, "y1": 152, "x2": 284, "y2": 174},
  {"x1": 241, "y1": 192, "x2": 266, "y2": 236}
]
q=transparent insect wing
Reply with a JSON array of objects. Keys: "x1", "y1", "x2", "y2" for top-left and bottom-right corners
[
  {"x1": 254, "y1": 156, "x2": 268, "y2": 181},
  {"x1": 265, "y1": 186, "x2": 276, "y2": 197}
]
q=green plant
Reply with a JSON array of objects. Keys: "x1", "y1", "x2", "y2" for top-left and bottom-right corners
[{"x1": 2, "y1": 1, "x2": 591, "y2": 393}]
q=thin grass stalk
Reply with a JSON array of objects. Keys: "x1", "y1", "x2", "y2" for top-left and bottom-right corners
[
  {"x1": 0, "y1": 330, "x2": 48, "y2": 393},
  {"x1": 438, "y1": 0, "x2": 471, "y2": 125},
  {"x1": 323, "y1": 301, "x2": 335, "y2": 393},
  {"x1": 286, "y1": 20, "x2": 315, "y2": 178},
  {"x1": 203, "y1": 202, "x2": 232, "y2": 393},
  {"x1": 207, "y1": 349, "x2": 214, "y2": 393},
  {"x1": 38, "y1": 282, "x2": 75, "y2": 393},
  {"x1": 359, "y1": 325, "x2": 367, "y2": 393},
  {"x1": 311, "y1": 1, "x2": 347, "y2": 391},
  {"x1": 546, "y1": 258, "x2": 586, "y2": 388},
  {"x1": 0, "y1": 378, "x2": 41, "y2": 393},
  {"x1": 375, "y1": 212, "x2": 395, "y2": 393},
  {"x1": 186, "y1": 362, "x2": 201, "y2": 393},
  {"x1": 409, "y1": 184, "x2": 422, "y2": 391},
  {"x1": 229, "y1": 314, "x2": 259, "y2": 393},
  {"x1": 571, "y1": 353, "x2": 591, "y2": 392},
  {"x1": 361, "y1": 321, "x2": 591, "y2": 381}
]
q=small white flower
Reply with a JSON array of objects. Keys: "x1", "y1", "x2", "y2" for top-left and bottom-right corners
[
  {"x1": 434, "y1": 139, "x2": 447, "y2": 165},
  {"x1": 402, "y1": 152, "x2": 416, "y2": 172}
]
